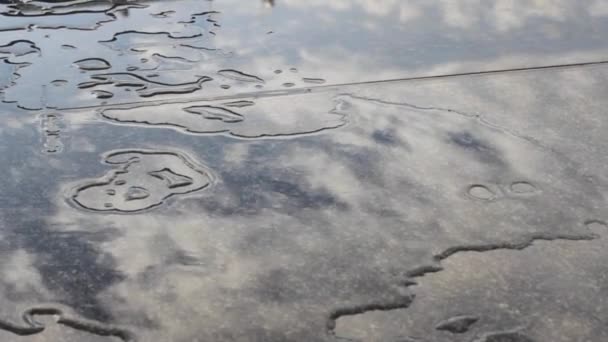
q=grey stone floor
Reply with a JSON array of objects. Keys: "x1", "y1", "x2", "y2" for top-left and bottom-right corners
[{"x1": 0, "y1": 1, "x2": 607, "y2": 341}]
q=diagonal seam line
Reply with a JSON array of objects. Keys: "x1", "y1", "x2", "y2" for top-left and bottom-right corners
[{"x1": 55, "y1": 59, "x2": 608, "y2": 111}]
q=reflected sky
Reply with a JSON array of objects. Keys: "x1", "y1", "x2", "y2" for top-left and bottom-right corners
[
  {"x1": 0, "y1": 1, "x2": 607, "y2": 342},
  {"x1": 1, "y1": 0, "x2": 608, "y2": 109},
  {"x1": 1, "y1": 63, "x2": 607, "y2": 340}
]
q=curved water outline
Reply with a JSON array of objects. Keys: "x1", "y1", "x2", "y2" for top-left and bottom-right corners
[
  {"x1": 66, "y1": 148, "x2": 216, "y2": 214},
  {"x1": 0, "y1": 304, "x2": 136, "y2": 341},
  {"x1": 97, "y1": 94, "x2": 350, "y2": 140}
]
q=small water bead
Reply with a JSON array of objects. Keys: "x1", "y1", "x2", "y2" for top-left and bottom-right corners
[
  {"x1": 51, "y1": 80, "x2": 67, "y2": 87},
  {"x1": 510, "y1": 181, "x2": 538, "y2": 194},
  {"x1": 468, "y1": 185, "x2": 496, "y2": 200},
  {"x1": 217, "y1": 69, "x2": 264, "y2": 83},
  {"x1": 74, "y1": 58, "x2": 111, "y2": 71},
  {"x1": 302, "y1": 78, "x2": 326, "y2": 84}
]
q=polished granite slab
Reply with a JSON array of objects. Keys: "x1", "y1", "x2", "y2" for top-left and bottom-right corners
[{"x1": 0, "y1": 1, "x2": 607, "y2": 341}]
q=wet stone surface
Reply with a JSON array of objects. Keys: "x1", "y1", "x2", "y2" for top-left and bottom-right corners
[{"x1": 0, "y1": 1, "x2": 608, "y2": 341}]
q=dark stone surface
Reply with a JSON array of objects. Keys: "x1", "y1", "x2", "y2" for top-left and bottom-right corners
[{"x1": 0, "y1": 1, "x2": 607, "y2": 341}]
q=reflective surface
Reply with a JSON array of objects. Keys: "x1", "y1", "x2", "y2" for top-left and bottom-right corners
[
  {"x1": 3, "y1": 0, "x2": 608, "y2": 109},
  {"x1": 0, "y1": 1, "x2": 607, "y2": 341}
]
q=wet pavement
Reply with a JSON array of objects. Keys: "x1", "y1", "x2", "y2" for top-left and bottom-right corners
[{"x1": 0, "y1": 1, "x2": 607, "y2": 341}]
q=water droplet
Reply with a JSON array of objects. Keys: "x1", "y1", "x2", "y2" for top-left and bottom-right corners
[
  {"x1": 74, "y1": 58, "x2": 111, "y2": 71},
  {"x1": 92, "y1": 90, "x2": 114, "y2": 99},
  {"x1": 290, "y1": 68, "x2": 298, "y2": 73},
  {"x1": 41, "y1": 114, "x2": 61, "y2": 135},
  {"x1": 468, "y1": 185, "x2": 496, "y2": 201},
  {"x1": 44, "y1": 135, "x2": 63, "y2": 154},
  {"x1": 115, "y1": 180, "x2": 126, "y2": 186},
  {"x1": 274, "y1": 70, "x2": 282, "y2": 74},
  {"x1": 50, "y1": 80, "x2": 67, "y2": 87},
  {"x1": 217, "y1": 69, "x2": 265, "y2": 84},
  {"x1": 510, "y1": 181, "x2": 538, "y2": 194},
  {"x1": 106, "y1": 189, "x2": 116, "y2": 196},
  {"x1": 220, "y1": 84, "x2": 231, "y2": 89},
  {"x1": 302, "y1": 78, "x2": 326, "y2": 84},
  {"x1": 435, "y1": 315, "x2": 479, "y2": 334},
  {"x1": 283, "y1": 83, "x2": 295, "y2": 88}
]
